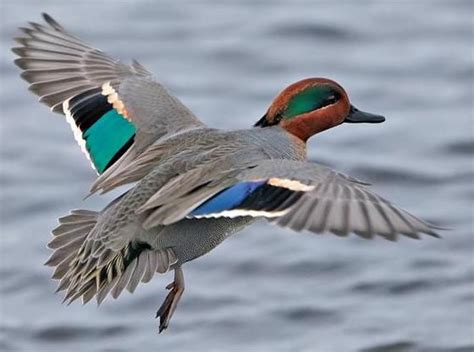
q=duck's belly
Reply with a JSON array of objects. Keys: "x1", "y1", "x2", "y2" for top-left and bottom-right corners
[{"x1": 151, "y1": 216, "x2": 256, "y2": 266}]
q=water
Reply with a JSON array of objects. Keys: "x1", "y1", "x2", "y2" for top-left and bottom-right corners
[{"x1": 0, "y1": 1, "x2": 473, "y2": 351}]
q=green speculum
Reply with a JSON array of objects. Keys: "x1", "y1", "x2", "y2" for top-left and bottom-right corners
[
  {"x1": 282, "y1": 85, "x2": 334, "y2": 119},
  {"x1": 83, "y1": 109, "x2": 136, "y2": 173}
]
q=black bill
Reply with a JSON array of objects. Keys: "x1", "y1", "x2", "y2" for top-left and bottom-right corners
[{"x1": 345, "y1": 105, "x2": 385, "y2": 123}]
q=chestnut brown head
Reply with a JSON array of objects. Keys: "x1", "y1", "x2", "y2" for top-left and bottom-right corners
[{"x1": 255, "y1": 78, "x2": 385, "y2": 141}]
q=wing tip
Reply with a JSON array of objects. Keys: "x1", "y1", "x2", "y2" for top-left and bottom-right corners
[
  {"x1": 11, "y1": 47, "x2": 24, "y2": 57},
  {"x1": 416, "y1": 219, "x2": 448, "y2": 239},
  {"x1": 13, "y1": 57, "x2": 27, "y2": 69},
  {"x1": 426, "y1": 223, "x2": 451, "y2": 232},
  {"x1": 422, "y1": 229, "x2": 442, "y2": 239},
  {"x1": 42, "y1": 13, "x2": 63, "y2": 30}
]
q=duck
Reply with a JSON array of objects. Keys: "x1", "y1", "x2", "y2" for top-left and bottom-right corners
[{"x1": 12, "y1": 13, "x2": 441, "y2": 333}]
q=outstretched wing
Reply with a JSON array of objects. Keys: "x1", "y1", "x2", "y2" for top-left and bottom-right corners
[
  {"x1": 138, "y1": 159, "x2": 442, "y2": 241},
  {"x1": 13, "y1": 13, "x2": 205, "y2": 177}
]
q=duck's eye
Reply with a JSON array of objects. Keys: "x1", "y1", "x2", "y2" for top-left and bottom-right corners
[{"x1": 324, "y1": 94, "x2": 339, "y2": 105}]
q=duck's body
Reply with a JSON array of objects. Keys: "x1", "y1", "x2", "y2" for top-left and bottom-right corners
[
  {"x1": 13, "y1": 14, "x2": 441, "y2": 333},
  {"x1": 96, "y1": 126, "x2": 306, "y2": 268}
]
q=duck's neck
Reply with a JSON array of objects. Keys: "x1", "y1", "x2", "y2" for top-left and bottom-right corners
[
  {"x1": 279, "y1": 113, "x2": 332, "y2": 141},
  {"x1": 251, "y1": 126, "x2": 307, "y2": 160}
]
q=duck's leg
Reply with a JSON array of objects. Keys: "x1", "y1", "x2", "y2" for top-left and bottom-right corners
[{"x1": 156, "y1": 266, "x2": 185, "y2": 333}]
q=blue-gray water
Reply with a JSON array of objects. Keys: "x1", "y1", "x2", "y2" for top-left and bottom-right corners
[{"x1": 0, "y1": 1, "x2": 473, "y2": 351}]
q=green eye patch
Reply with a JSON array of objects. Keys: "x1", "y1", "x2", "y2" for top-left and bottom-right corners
[{"x1": 282, "y1": 85, "x2": 338, "y2": 119}]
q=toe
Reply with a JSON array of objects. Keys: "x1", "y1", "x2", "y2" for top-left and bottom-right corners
[{"x1": 159, "y1": 319, "x2": 168, "y2": 333}]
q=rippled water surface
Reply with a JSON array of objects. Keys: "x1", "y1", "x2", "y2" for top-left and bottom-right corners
[{"x1": 0, "y1": 1, "x2": 473, "y2": 351}]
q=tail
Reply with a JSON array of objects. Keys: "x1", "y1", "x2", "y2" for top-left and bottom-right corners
[
  {"x1": 45, "y1": 209, "x2": 177, "y2": 305},
  {"x1": 45, "y1": 210, "x2": 97, "y2": 277},
  {"x1": 45, "y1": 210, "x2": 99, "y2": 302}
]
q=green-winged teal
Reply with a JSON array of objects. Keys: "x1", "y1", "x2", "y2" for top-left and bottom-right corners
[{"x1": 13, "y1": 14, "x2": 441, "y2": 333}]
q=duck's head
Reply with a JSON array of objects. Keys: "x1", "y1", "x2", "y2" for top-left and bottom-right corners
[{"x1": 255, "y1": 78, "x2": 385, "y2": 141}]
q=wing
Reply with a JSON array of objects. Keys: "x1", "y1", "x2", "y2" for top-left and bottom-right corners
[
  {"x1": 13, "y1": 13, "x2": 205, "y2": 178},
  {"x1": 138, "y1": 159, "x2": 442, "y2": 241}
]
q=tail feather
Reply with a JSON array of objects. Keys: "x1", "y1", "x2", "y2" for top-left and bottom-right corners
[
  {"x1": 58, "y1": 213, "x2": 96, "y2": 223},
  {"x1": 46, "y1": 209, "x2": 178, "y2": 306},
  {"x1": 46, "y1": 209, "x2": 99, "y2": 295},
  {"x1": 45, "y1": 210, "x2": 97, "y2": 266},
  {"x1": 51, "y1": 252, "x2": 76, "y2": 279},
  {"x1": 52, "y1": 222, "x2": 94, "y2": 236},
  {"x1": 82, "y1": 284, "x2": 97, "y2": 305},
  {"x1": 96, "y1": 276, "x2": 119, "y2": 304},
  {"x1": 47, "y1": 225, "x2": 93, "y2": 249}
]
